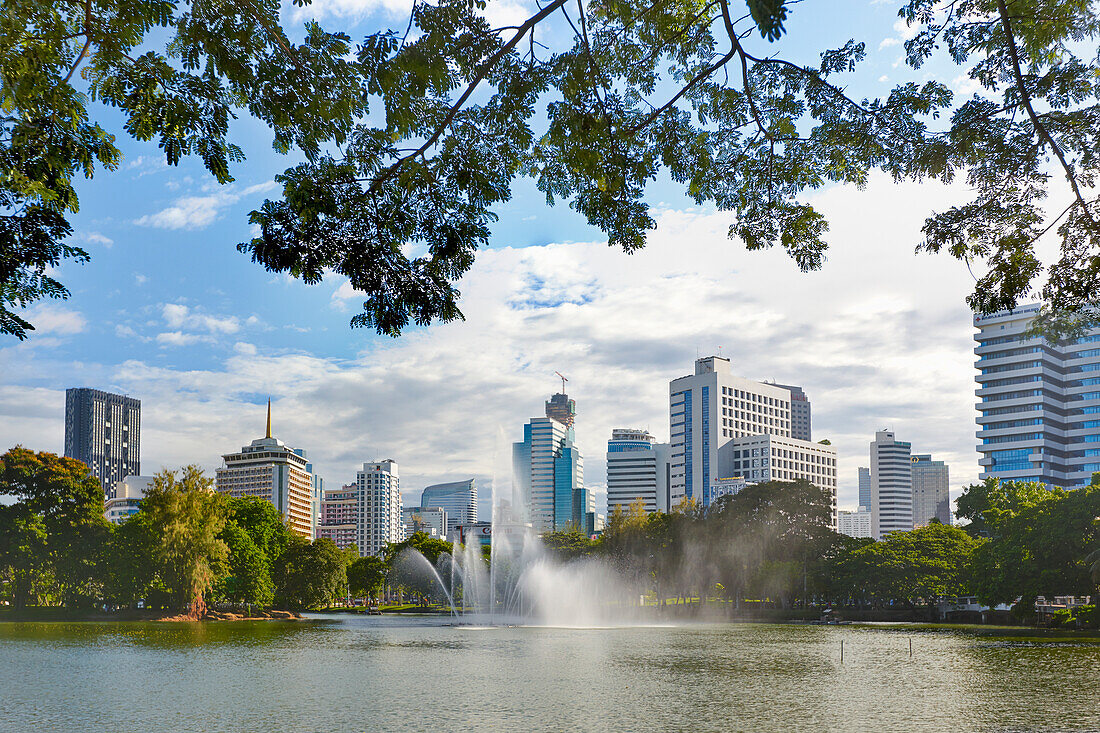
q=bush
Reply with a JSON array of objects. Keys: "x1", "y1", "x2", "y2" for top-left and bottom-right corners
[
  {"x1": 1075, "y1": 605, "x2": 1099, "y2": 629},
  {"x1": 1049, "y1": 608, "x2": 1074, "y2": 628}
]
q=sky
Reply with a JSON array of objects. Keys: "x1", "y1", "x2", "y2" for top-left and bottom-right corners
[{"x1": 0, "y1": 0, "x2": 1053, "y2": 517}]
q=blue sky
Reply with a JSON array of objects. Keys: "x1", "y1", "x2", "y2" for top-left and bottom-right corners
[{"x1": 1, "y1": 0, "x2": 1026, "y2": 515}]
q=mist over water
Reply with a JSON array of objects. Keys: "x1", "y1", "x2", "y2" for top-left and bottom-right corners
[{"x1": 400, "y1": 455, "x2": 642, "y2": 626}]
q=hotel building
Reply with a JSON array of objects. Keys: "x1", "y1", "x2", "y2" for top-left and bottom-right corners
[{"x1": 215, "y1": 402, "x2": 315, "y2": 539}]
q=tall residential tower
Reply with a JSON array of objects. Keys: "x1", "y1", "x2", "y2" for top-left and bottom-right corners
[
  {"x1": 606, "y1": 429, "x2": 671, "y2": 514},
  {"x1": 64, "y1": 388, "x2": 141, "y2": 497},
  {"x1": 868, "y1": 430, "x2": 913, "y2": 539}
]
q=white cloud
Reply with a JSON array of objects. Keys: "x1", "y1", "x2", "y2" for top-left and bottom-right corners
[
  {"x1": 878, "y1": 37, "x2": 900, "y2": 49},
  {"x1": 115, "y1": 324, "x2": 138, "y2": 338},
  {"x1": 292, "y1": 0, "x2": 530, "y2": 29},
  {"x1": 878, "y1": 75, "x2": 889, "y2": 83},
  {"x1": 951, "y1": 73, "x2": 982, "y2": 97},
  {"x1": 155, "y1": 331, "x2": 203, "y2": 346},
  {"x1": 83, "y1": 232, "x2": 114, "y2": 247},
  {"x1": 161, "y1": 303, "x2": 240, "y2": 334},
  {"x1": 133, "y1": 181, "x2": 277, "y2": 231},
  {"x1": 134, "y1": 274, "x2": 148, "y2": 285},
  {"x1": 22, "y1": 305, "x2": 86, "y2": 336}
]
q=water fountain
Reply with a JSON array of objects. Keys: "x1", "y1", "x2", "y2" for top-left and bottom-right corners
[{"x1": 398, "y1": 471, "x2": 638, "y2": 626}]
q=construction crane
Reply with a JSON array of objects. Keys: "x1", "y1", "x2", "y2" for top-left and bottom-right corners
[{"x1": 554, "y1": 371, "x2": 568, "y2": 393}]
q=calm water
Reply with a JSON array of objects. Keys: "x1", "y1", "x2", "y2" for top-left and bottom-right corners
[{"x1": 2, "y1": 616, "x2": 1099, "y2": 731}]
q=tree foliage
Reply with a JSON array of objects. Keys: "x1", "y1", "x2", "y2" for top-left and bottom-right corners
[
  {"x1": 273, "y1": 536, "x2": 349, "y2": 610},
  {"x1": 0, "y1": 446, "x2": 107, "y2": 607},
  {"x1": 5, "y1": 0, "x2": 1100, "y2": 337},
  {"x1": 140, "y1": 465, "x2": 229, "y2": 617}
]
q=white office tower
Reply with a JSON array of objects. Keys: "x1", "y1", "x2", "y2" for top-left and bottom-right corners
[
  {"x1": 911, "y1": 454, "x2": 951, "y2": 526},
  {"x1": 670, "y1": 356, "x2": 795, "y2": 506},
  {"x1": 837, "y1": 506, "x2": 872, "y2": 538},
  {"x1": 606, "y1": 429, "x2": 672, "y2": 514},
  {"x1": 869, "y1": 430, "x2": 913, "y2": 538},
  {"x1": 357, "y1": 460, "x2": 403, "y2": 557},
  {"x1": 669, "y1": 357, "x2": 837, "y2": 519},
  {"x1": 215, "y1": 402, "x2": 314, "y2": 539},
  {"x1": 858, "y1": 466, "x2": 872, "y2": 507},
  {"x1": 975, "y1": 303, "x2": 1100, "y2": 488},
  {"x1": 721, "y1": 434, "x2": 838, "y2": 528}
]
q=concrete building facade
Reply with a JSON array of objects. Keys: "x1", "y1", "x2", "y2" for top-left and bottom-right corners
[
  {"x1": 316, "y1": 483, "x2": 358, "y2": 550},
  {"x1": 64, "y1": 388, "x2": 141, "y2": 497},
  {"x1": 357, "y1": 460, "x2": 403, "y2": 557},
  {"x1": 975, "y1": 303, "x2": 1100, "y2": 488},
  {"x1": 722, "y1": 433, "x2": 838, "y2": 527},
  {"x1": 105, "y1": 475, "x2": 154, "y2": 524},
  {"x1": 770, "y1": 383, "x2": 812, "y2": 441},
  {"x1": 670, "y1": 357, "x2": 798, "y2": 507},
  {"x1": 869, "y1": 430, "x2": 913, "y2": 539},
  {"x1": 606, "y1": 428, "x2": 671, "y2": 514},
  {"x1": 403, "y1": 506, "x2": 448, "y2": 538},
  {"x1": 911, "y1": 453, "x2": 951, "y2": 527},
  {"x1": 837, "y1": 506, "x2": 872, "y2": 538}
]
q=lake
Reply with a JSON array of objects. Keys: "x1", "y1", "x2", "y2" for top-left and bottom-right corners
[{"x1": 1, "y1": 616, "x2": 1098, "y2": 731}]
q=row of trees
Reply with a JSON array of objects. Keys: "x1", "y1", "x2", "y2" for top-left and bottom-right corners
[
  {"x1": 0, "y1": 446, "x2": 464, "y2": 616},
  {"x1": 547, "y1": 476, "x2": 1100, "y2": 617},
  {"x1": 0, "y1": 447, "x2": 395, "y2": 616}
]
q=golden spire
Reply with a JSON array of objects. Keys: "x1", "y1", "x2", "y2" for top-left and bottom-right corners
[{"x1": 265, "y1": 398, "x2": 272, "y2": 439}]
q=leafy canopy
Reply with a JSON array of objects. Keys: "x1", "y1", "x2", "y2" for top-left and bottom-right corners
[{"x1": 4, "y1": 0, "x2": 1100, "y2": 337}]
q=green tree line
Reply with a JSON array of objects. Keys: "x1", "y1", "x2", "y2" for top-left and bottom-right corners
[
  {"x1": 545, "y1": 476, "x2": 1100, "y2": 619},
  {"x1": 0, "y1": 447, "x2": 460, "y2": 617}
]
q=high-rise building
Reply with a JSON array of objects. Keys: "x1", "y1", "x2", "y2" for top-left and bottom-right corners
[
  {"x1": 974, "y1": 303, "x2": 1100, "y2": 488},
  {"x1": 837, "y1": 506, "x2": 872, "y2": 538},
  {"x1": 403, "y1": 506, "x2": 448, "y2": 538},
  {"x1": 722, "y1": 433, "x2": 838, "y2": 527},
  {"x1": 869, "y1": 430, "x2": 913, "y2": 539},
  {"x1": 64, "y1": 388, "x2": 141, "y2": 497},
  {"x1": 911, "y1": 454, "x2": 951, "y2": 526},
  {"x1": 545, "y1": 392, "x2": 576, "y2": 428},
  {"x1": 669, "y1": 357, "x2": 836, "y2": 515},
  {"x1": 357, "y1": 460, "x2": 403, "y2": 556},
  {"x1": 215, "y1": 401, "x2": 314, "y2": 539},
  {"x1": 670, "y1": 357, "x2": 795, "y2": 507},
  {"x1": 513, "y1": 393, "x2": 584, "y2": 532},
  {"x1": 316, "y1": 483, "x2": 358, "y2": 550},
  {"x1": 858, "y1": 466, "x2": 872, "y2": 507},
  {"x1": 606, "y1": 429, "x2": 672, "y2": 514},
  {"x1": 770, "y1": 383, "x2": 812, "y2": 441},
  {"x1": 421, "y1": 479, "x2": 478, "y2": 536}
]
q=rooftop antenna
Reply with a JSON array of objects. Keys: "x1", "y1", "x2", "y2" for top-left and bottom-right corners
[
  {"x1": 265, "y1": 398, "x2": 272, "y2": 439},
  {"x1": 554, "y1": 371, "x2": 568, "y2": 394}
]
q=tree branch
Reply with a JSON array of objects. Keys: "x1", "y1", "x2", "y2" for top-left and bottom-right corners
[
  {"x1": 995, "y1": 0, "x2": 1099, "y2": 232},
  {"x1": 368, "y1": 0, "x2": 569, "y2": 194}
]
